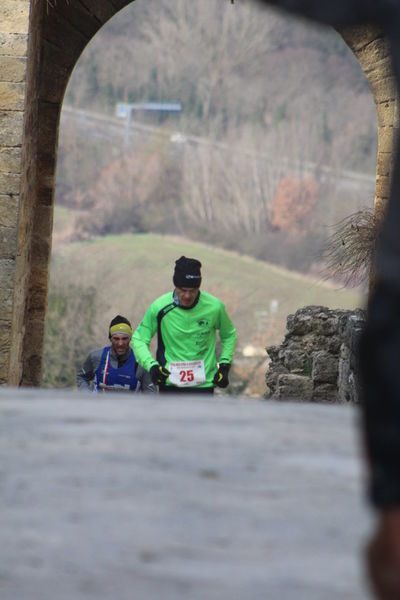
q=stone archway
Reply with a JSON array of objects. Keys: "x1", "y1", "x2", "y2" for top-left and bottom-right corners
[
  {"x1": 2, "y1": 0, "x2": 133, "y2": 386},
  {"x1": 0, "y1": 1, "x2": 396, "y2": 386},
  {"x1": 340, "y1": 25, "x2": 399, "y2": 214}
]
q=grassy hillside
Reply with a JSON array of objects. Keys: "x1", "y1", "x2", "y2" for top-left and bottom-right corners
[{"x1": 44, "y1": 228, "x2": 363, "y2": 395}]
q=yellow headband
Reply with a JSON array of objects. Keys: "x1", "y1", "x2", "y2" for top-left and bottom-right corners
[{"x1": 109, "y1": 323, "x2": 132, "y2": 337}]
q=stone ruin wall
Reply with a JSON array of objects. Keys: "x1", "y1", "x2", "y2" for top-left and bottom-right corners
[{"x1": 265, "y1": 305, "x2": 366, "y2": 403}]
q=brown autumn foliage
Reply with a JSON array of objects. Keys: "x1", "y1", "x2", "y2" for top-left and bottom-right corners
[{"x1": 269, "y1": 176, "x2": 319, "y2": 232}]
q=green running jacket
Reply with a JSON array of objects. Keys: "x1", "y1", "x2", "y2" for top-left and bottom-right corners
[{"x1": 132, "y1": 290, "x2": 237, "y2": 388}]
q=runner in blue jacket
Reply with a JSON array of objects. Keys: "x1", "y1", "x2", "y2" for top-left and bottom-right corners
[{"x1": 77, "y1": 315, "x2": 155, "y2": 393}]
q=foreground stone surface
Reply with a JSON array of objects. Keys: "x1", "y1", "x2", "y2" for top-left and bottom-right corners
[{"x1": 0, "y1": 389, "x2": 374, "y2": 599}]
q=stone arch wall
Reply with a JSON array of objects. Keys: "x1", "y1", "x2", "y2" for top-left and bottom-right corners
[
  {"x1": 340, "y1": 25, "x2": 399, "y2": 213},
  {"x1": 2, "y1": 0, "x2": 133, "y2": 385},
  {"x1": 0, "y1": 1, "x2": 397, "y2": 386}
]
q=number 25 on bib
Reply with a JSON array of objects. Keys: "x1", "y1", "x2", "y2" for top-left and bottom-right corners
[{"x1": 168, "y1": 360, "x2": 206, "y2": 387}]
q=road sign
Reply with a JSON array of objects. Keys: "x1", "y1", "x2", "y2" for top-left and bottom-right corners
[
  {"x1": 116, "y1": 102, "x2": 182, "y2": 145},
  {"x1": 115, "y1": 103, "x2": 128, "y2": 118},
  {"x1": 116, "y1": 102, "x2": 182, "y2": 118}
]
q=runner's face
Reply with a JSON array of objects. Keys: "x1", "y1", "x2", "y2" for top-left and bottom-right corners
[
  {"x1": 110, "y1": 334, "x2": 131, "y2": 356},
  {"x1": 176, "y1": 286, "x2": 200, "y2": 307}
]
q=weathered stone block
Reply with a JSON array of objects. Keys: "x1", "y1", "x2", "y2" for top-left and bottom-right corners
[
  {"x1": 282, "y1": 345, "x2": 311, "y2": 373},
  {"x1": 312, "y1": 384, "x2": 338, "y2": 403},
  {"x1": 316, "y1": 314, "x2": 339, "y2": 336},
  {"x1": 0, "y1": 172, "x2": 20, "y2": 195},
  {"x1": 33, "y1": 206, "x2": 53, "y2": 239},
  {"x1": 0, "y1": 111, "x2": 24, "y2": 146},
  {"x1": 287, "y1": 312, "x2": 313, "y2": 335},
  {"x1": 0, "y1": 194, "x2": 18, "y2": 228},
  {"x1": 37, "y1": 151, "x2": 57, "y2": 184},
  {"x1": 378, "y1": 128, "x2": 397, "y2": 156},
  {"x1": 0, "y1": 56, "x2": 26, "y2": 83},
  {"x1": 266, "y1": 345, "x2": 279, "y2": 362},
  {"x1": 338, "y1": 312, "x2": 366, "y2": 404},
  {"x1": 23, "y1": 354, "x2": 42, "y2": 386},
  {"x1": 312, "y1": 351, "x2": 339, "y2": 384},
  {"x1": 0, "y1": 321, "x2": 11, "y2": 352},
  {"x1": 74, "y1": 0, "x2": 116, "y2": 22},
  {"x1": 340, "y1": 24, "x2": 383, "y2": 52},
  {"x1": 0, "y1": 361, "x2": 9, "y2": 384},
  {"x1": 0, "y1": 1, "x2": 30, "y2": 35},
  {"x1": 375, "y1": 173, "x2": 391, "y2": 198},
  {"x1": 0, "y1": 82, "x2": 25, "y2": 110},
  {"x1": 0, "y1": 226, "x2": 17, "y2": 259},
  {"x1": 370, "y1": 75, "x2": 398, "y2": 104},
  {"x1": 34, "y1": 187, "x2": 53, "y2": 208},
  {"x1": 39, "y1": 41, "x2": 77, "y2": 104},
  {"x1": 28, "y1": 275, "x2": 48, "y2": 317},
  {"x1": 0, "y1": 147, "x2": 21, "y2": 173},
  {"x1": 0, "y1": 258, "x2": 15, "y2": 316},
  {"x1": 0, "y1": 257, "x2": 14, "y2": 278},
  {"x1": 366, "y1": 58, "x2": 396, "y2": 84},
  {"x1": 265, "y1": 364, "x2": 288, "y2": 395},
  {"x1": 43, "y1": 10, "x2": 88, "y2": 56},
  {"x1": 275, "y1": 374, "x2": 313, "y2": 401},
  {"x1": 377, "y1": 151, "x2": 392, "y2": 176},
  {"x1": 23, "y1": 318, "x2": 46, "y2": 386},
  {"x1": 375, "y1": 99, "x2": 400, "y2": 128},
  {"x1": 44, "y1": 1, "x2": 100, "y2": 41},
  {"x1": 31, "y1": 236, "x2": 51, "y2": 266},
  {"x1": 0, "y1": 33, "x2": 28, "y2": 57},
  {"x1": 0, "y1": 348, "x2": 10, "y2": 378},
  {"x1": 0, "y1": 280, "x2": 13, "y2": 316},
  {"x1": 358, "y1": 39, "x2": 392, "y2": 66},
  {"x1": 325, "y1": 335, "x2": 342, "y2": 355},
  {"x1": 287, "y1": 306, "x2": 341, "y2": 337},
  {"x1": 338, "y1": 344, "x2": 351, "y2": 403}
]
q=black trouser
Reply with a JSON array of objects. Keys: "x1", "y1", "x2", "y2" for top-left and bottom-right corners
[{"x1": 159, "y1": 385, "x2": 214, "y2": 394}]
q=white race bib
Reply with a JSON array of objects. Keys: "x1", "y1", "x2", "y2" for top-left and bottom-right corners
[
  {"x1": 168, "y1": 360, "x2": 206, "y2": 387},
  {"x1": 97, "y1": 383, "x2": 132, "y2": 393}
]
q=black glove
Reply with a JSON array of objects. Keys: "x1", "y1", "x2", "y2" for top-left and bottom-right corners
[
  {"x1": 213, "y1": 363, "x2": 231, "y2": 388},
  {"x1": 150, "y1": 364, "x2": 170, "y2": 386}
]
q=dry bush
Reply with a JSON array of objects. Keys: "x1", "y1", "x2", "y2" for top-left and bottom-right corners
[
  {"x1": 323, "y1": 204, "x2": 384, "y2": 286},
  {"x1": 72, "y1": 146, "x2": 183, "y2": 238}
]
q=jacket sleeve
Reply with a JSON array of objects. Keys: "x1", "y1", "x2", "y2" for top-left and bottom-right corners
[
  {"x1": 136, "y1": 365, "x2": 157, "y2": 393},
  {"x1": 76, "y1": 349, "x2": 101, "y2": 391},
  {"x1": 218, "y1": 302, "x2": 237, "y2": 365},
  {"x1": 131, "y1": 305, "x2": 159, "y2": 372}
]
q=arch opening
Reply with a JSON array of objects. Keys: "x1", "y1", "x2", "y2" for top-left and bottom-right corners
[{"x1": 0, "y1": 0, "x2": 394, "y2": 389}]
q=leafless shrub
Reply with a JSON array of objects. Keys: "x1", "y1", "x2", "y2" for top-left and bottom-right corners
[{"x1": 323, "y1": 205, "x2": 384, "y2": 286}]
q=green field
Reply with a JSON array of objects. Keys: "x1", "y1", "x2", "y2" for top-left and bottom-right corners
[{"x1": 47, "y1": 231, "x2": 363, "y2": 362}]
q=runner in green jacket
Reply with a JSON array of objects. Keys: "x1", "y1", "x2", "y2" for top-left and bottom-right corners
[{"x1": 132, "y1": 256, "x2": 236, "y2": 393}]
